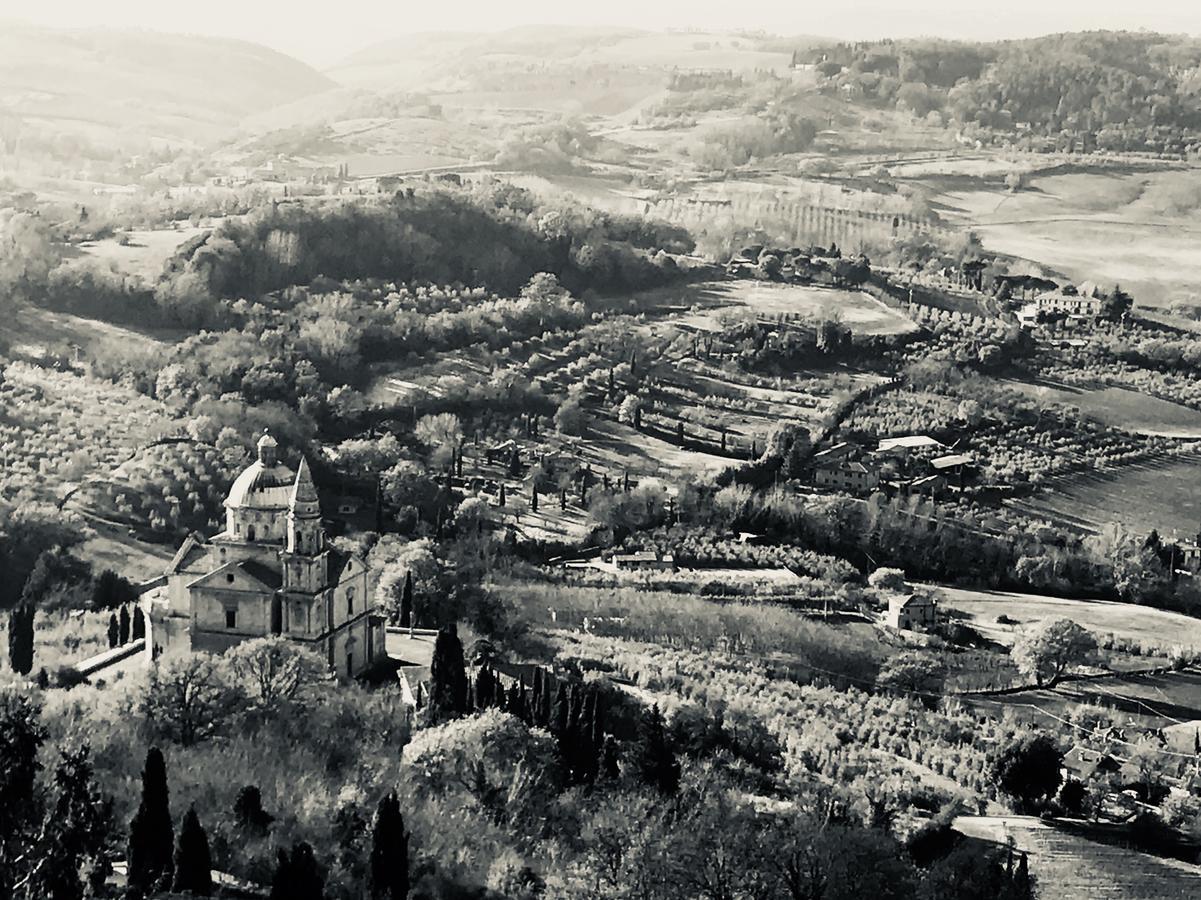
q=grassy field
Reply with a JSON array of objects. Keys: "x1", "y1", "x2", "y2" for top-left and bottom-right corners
[
  {"x1": 935, "y1": 585, "x2": 1201, "y2": 653},
  {"x1": 954, "y1": 815, "x2": 1201, "y2": 900},
  {"x1": 1006, "y1": 454, "x2": 1201, "y2": 537},
  {"x1": 662, "y1": 280, "x2": 919, "y2": 335},
  {"x1": 77, "y1": 226, "x2": 208, "y2": 281},
  {"x1": 1003, "y1": 379, "x2": 1201, "y2": 438},
  {"x1": 934, "y1": 166, "x2": 1201, "y2": 308}
]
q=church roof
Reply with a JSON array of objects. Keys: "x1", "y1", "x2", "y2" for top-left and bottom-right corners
[
  {"x1": 225, "y1": 459, "x2": 296, "y2": 510},
  {"x1": 167, "y1": 532, "x2": 209, "y2": 575},
  {"x1": 186, "y1": 559, "x2": 283, "y2": 593}
]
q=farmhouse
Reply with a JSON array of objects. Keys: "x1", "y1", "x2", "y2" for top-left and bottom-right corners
[
  {"x1": 143, "y1": 431, "x2": 385, "y2": 679},
  {"x1": 877, "y1": 434, "x2": 946, "y2": 456},
  {"x1": 813, "y1": 459, "x2": 880, "y2": 493},
  {"x1": 811, "y1": 441, "x2": 855, "y2": 464},
  {"x1": 1032, "y1": 285, "x2": 1104, "y2": 319},
  {"x1": 887, "y1": 593, "x2": 938, "y2": 632},
  {"x1": 907, "y1": 473, "x2": 946, "y2": 497}
]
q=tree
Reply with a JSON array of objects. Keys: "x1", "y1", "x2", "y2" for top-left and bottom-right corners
[
  {"x1": 132, "y1": 605, "x2": 146, "y2": 641},
  {"x1": 0, "y1": 688, "x2": 47, "y2": 897},
  {"x1": 118, "y1": 605, "x2": 131, "y2": 645},
  {"x1": 21, "y1": 746, "x2": 114, "y2": 900},
  {"x1": 403, "y1": 709, "x2": 560, "y2": 825},
  {"x1": 233, "y1": 785, "x2": 274, "y2": 836},
  {"x1": 368, "y1": 791, "x2": 409, "y2": 900},
  {"x1": 428, "y1": 626, "x2": 468, "y2": 721},
  {"x1": 142, "y1": 655, "x2": 241, "y2": 746},
  {"x1": 992, "y1": 733, "x2": 1063, "y2": 813},
  {"x1": 868, "y1": 567, "x2": 908, "y2": 593},
  {"x1": 554, "y1": 390, "x2": 587, "y2": 436},
  {"x1": 127, "y1": 747, "x2": 174, "y2": 894},
  {"x1": 225, "y1": 637, "x2": 327, "y2": 709},
  {"x1": 7, "y1": 601, "x2": 34, "y2": 676},
  {"x1": 172, "y1": 806, "x2": 213, "y2": 896},
  {"x1": 399, "y1": 570, "x2": 413, "y2": 628},
  {"x1": 1011, "y1": 618, "x2": 1097, "y2": 687},
  {"x1": 270, "y1": 842, "x2": 325, "y2": 900},
  {"x1": 107, "y1": 613, "x2": 119, "y2": 650},
  {"x1": 634, "y1": 705, "x2": 680, "y2": 795},
  {"x1": 91, "y1": 569, "x2": 136, "y2": 610},
  {"x1": 876, "y1": 652, "x2": 946, "y2": 699}
]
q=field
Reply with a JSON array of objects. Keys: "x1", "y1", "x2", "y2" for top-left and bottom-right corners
[
  {"x1": 935, "y1": 585, "x2": 1201, "y2": 653},
  {"x1": 1006, "y1": 454, "x2": 1201, "y2": 537},
  {"x1": 1003, "y1": 379, "x2": 1201, "y2": 438},
  {"x1": 933, "y1": 166, "x2": 1201, "y2": 308},
  {"x1": 77, "y1": 226, "x2": 207, "y2": 281},
  {"x1": 954, "y1": 816, "x2": 1201, "y2": 900},
  {"x1": 666, "y1": 280, "x2": 919, "y2": 335}
]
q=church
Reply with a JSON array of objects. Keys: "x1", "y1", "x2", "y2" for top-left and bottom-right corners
[{"x1": 143, "y1": 431, "x2": 385, "y2": 678}]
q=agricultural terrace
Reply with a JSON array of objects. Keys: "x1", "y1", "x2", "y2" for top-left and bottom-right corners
[
  {"x1": 0, "y1": 361, "x2": 174, "y2": 502},
  {"x1": 1006, "y1": 455, "x2": 1201, "y2": 537},
  {"x1": 954, "y1": 815, "x2": 1201, "y2": 900}
]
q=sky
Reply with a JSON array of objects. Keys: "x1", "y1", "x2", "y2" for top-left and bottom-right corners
[{"x1": 3, "y1": 0, "x2": 1200, "y2": 67}]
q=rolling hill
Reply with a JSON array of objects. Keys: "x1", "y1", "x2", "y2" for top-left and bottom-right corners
[{"x1": 0, "y1": 21, "x2": 335, "y2": 146}]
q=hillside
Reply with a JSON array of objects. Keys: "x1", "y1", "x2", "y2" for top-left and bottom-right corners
[{"x1": 0, "y1": 21, "x2": 334, "y2": 147}]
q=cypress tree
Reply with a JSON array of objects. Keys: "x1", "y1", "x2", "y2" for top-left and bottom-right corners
[
  {"x1": 107, "y1": 613, "x2": 119, "y2": 649},
  {"x1": 531, "y1": 487, "x2": 539, "y2": 513},
  {"x1": 498, "y1": 483, "x2": 507, "y2": 507},
  {"x1": 559, "y1": 488, "x2": 567, "y2": 511},
  {"x1": 369, "y1": 791, "x2": 410, "y2": 900},
  {"x1": 172, "y1": 806, "x2": 213, "y2": 896},
  {"x1": 399, "y1": 571, "x2": 413, "y2": 629},
  {"x1": 634, "y1": 705, "x2": 680, "y2": 795},
  {"x1": 600, "y1": 734, "x2": 620, "y2": 780},
  {"x1": 530, "y1": 669, "x2": 544, "y2": 727},
  {"x1": 234, "y1": 785, "x2": 274, "y2": 835},
  {"x1": 1014, "y1": 852, "x2": 1031, "y2": 899},
  {"x1": 127, "y1": 747, "x2": 174, "y2": 893},
  {"x1": 132, "y1": 605, "x2": 146, "y2": 641},
  {"x1": 7, "y1": 601, "x2": 34, "y2": 675},
  {"x1": 475, "y1": 666, "x2": 496, "y2": 710},
  {"x1": 428, "y1": 626, "x2": 468, "y2": 721},
  {"x1": 551, "y1": 682, "x2": 569, "y2": 738},
  {"x1": 271, "y1": 842, "x2": 325, "y2": 900},
  {"x1": 118, "y1": 605, "x2": 131, "y2": 645}
]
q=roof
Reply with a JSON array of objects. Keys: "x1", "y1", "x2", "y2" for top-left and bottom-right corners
[
  {"x1": 167, "y1": 532, "x2": 208, "y2": 575},
  {"x1": 1063, "y1": 746, "x2": 1121, "y2": 779},
  {"x1": 290, "y1": 456, "x2": 320, "y2": 507},
  {"x1": 889, "y1": 593, "x2": 936, "y2": 611},
  {"x1": 225, "y1": 459, "x2": 296, "y2": 510},
  {"x1": 239, "y1": 560, "x2": 283, "y2": 590},
  {"x1": 812, "y1": 441, "x2": 853, "y2": 460},
  {"x1": 878, "y1": 435, "x2": 945, "y2": 452},
  {"x1": 911, "y1": 474, "x2": 944, "y2": 487},
  {"x1": 186, "y1": 559, "x2": 282, "y2": 593},
  {"x1": 931, "y1": 453, "x2": 972, "y2": 470}
]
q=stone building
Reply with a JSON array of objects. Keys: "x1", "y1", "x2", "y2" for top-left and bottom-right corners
[{"x1": 144, "y1": 432, "x2": 384, "y2": 678}]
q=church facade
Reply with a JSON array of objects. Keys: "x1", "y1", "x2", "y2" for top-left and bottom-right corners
[{"x1": 144, "y1": 432, "x2": 385, "y2": 678}]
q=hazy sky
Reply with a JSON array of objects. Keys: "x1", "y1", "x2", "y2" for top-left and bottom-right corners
[{"x1": 4, "y1": 0, "x2": 1200, "y2": 67}]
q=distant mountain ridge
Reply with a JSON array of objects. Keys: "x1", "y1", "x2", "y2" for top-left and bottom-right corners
[{"x1": 0, "y1": 21, "x2": 335, "y2": 144}]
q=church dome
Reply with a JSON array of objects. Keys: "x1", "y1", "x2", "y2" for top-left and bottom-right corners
[
  {"x1": 225, "y1": 459, "x2": 296, "y2": 509},
  {"x1": 225, "y1": 430, "x2": 294, "y2": 510}
]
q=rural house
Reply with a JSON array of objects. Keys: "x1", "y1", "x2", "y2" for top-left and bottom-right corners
[
  {"x1": 887, "y1": 593, "x2": 938, "y2": 632},
  {"x1": 813, "y1": 459, "x2": 880, "y2": 493}
]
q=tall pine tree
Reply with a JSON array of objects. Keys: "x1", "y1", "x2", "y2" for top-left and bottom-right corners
[
  {"x1": 172, "y1": 806, "x2": 213, "y2": 896},
  {"x1": 368, "y1": 791, "x2": 409, "y2": 900},
  {"x1": 127, "y1": 747, "x2": 174, "y2": 894}
]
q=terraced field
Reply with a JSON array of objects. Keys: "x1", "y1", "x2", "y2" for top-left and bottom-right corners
[{"x1": 954, "y1": 816, "x2": 1201, "y2": 900}]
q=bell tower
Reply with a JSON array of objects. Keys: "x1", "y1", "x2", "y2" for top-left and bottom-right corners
[{"x1": 282, "y1": 456, "x2": 327, "y2": 594}]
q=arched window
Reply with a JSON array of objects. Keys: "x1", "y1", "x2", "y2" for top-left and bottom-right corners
[{"x1": 247, "y1": 525, "x2": 256, "y2": 542}]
